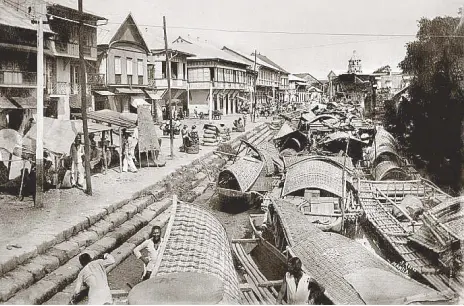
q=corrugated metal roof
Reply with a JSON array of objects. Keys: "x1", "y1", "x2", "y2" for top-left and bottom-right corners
[
  {"x1": 172, "y1": 39, "x2": 249, "y2": 66},
  {"x1": 222, "y1": 47, "x2": 282, "y2": 72},
  {"x1": 45, "y1": 0, "x2": 105, "y2": 19},
  {"x1": 0, "y1": 1, "x2": 53, "y2": 33}
]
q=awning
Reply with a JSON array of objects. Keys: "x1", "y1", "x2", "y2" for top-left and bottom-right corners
[
  {"x1": 145, "y1": 89, "x2": 166, "y2": 100},
  {"x1": 115, "y1": 88, "x2": 145, "y2": 95},
  {"x1": 94, "y1": 90, "x2": 115, "y2": 96},
  {"x1": 130, "y1": 96, "x2": 150, "y2": 108},
  {"x1": 9, "y1": 96, "x2": 37, "y2": 109},
  {"x1": 0, "y1": 96, "x2": 19, "y2": 109}
]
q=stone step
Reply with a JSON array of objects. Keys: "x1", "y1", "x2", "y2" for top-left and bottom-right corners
[{"x1": 5, "y1": 198, "x2": 174, "y2": 305}]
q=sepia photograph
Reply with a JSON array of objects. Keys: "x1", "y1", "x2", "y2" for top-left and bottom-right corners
[{"x1": 0, "y1": 0, "x2": 462, "y2": 304}]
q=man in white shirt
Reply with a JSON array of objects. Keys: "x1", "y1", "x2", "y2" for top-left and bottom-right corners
[
  {"x1": 71, "y1": 252, "x2": 115, "y2": 305},
  {"x1": 133, "y1": 225, "x2": 163, "y2": 281},
  {"x1": 277, "y1": 257, "x2": 317, "y2": 304}
]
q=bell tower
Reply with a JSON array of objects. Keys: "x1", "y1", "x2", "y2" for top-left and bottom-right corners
[{"x1": 348, "y1": 50, "x2": 362, "y2": 74}]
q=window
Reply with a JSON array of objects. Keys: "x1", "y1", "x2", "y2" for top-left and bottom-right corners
[
  {"x1": 218, "y1": 68, "x2": 224, "y2": 82},
  {"x1": 183, "y1": 63, "x2": 187, "y2": 80},
  {"x1": 210, "y1": 68, "x2": 215, "y2": 81},
  {"x1": 126, "y1": 58, "x2": 133, "y2": 75},
  {"x1": 115, "y1": 75, "x2": 121, "y2": 84},
  {"x1": 171, "y1": 62, "x2": 178, "y2": 79},
  {"x1": 127, "y1": 75, "x2": 132, "y2": 85},
  {"x1": 138, "y1": 76, "x2": 143, "y2": 85},
  {"x1": 114, "y1": 56, "x2": 121, "y2": 74},
  {"x1": 162, "y1": 61, "x2": 166, "y2": 78},
  {"x1": 187, "y1": 68, "x2": 211, "y2": 82},
  {"x1": 137, "y1": 59, "x2": 144, "y2": 76}
]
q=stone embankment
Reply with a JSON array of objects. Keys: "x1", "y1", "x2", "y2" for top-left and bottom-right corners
[{"x1": 0, "y1": 122, "x2": 274, "y2": 304}]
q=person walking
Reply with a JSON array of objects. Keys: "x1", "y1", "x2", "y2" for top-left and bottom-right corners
[
  {"x1": 133, "y1": 226, "x2": 164, "y2": 281},
  {"x1": 71, "y1": 252, "x2": 115, "y2": 305}
]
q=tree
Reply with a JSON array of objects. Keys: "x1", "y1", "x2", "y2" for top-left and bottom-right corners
[
  {"x1": 395, "y1": 16, "x2": 464, "y2": 193},
  {"x1": 373, "y1": 65, "x2": 391, "y2": 74}
]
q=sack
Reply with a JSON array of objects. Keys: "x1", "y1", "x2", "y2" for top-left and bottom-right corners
[
  {"x1": 204, "y1": 129, "x2": 217, "y2": 135},
  {"x1": 203, "y1": 137, "x2": 218, "y2": 143},
  {"x1": 203, "y1": 133, "x2": 217, "y2": 139}
]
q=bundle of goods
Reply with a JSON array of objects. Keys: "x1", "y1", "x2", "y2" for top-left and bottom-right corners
[
  {"x1": 202, "y1": 124, "x2": 219, "y2": 146},
  {"x1": 186, "y1": 128, "x2": 200, "y2": 154},
  {"x1": 218, "y1": 124, "x2": 231, "y2": 143}
]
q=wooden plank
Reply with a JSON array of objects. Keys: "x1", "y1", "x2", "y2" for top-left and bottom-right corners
[
  {"x1": 258, "y1": 280, "x2": 283, "y2": 288},
  {"x1": 232, "y1": 238, "x2": 260, "y2": 243}
]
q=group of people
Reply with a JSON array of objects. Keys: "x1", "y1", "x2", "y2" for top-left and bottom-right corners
[
  {"x1": 70, "y1": 225, "x2": 164, "y2": 305},
  {"x1": 180, "y1": 124, "x2": 199, "y2": 151}
]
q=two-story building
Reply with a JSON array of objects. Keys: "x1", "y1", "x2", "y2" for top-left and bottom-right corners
[
  {"x1": 172, "y1": 37, "x2": 249, "y2": 116},
  {"x1": 0, "y1": 0, "x2": 57, "y2": 131},
  {"x1": 254, "y1": 53, "x2": 289, "y2": 106},
  {"x1": 44, "y1": 0, "x2": 105, "y2": 119},
  {"x1": 94, "y1": 13, "x2": 150, "y2": 113},
  {"x1": 222, "y1": 48, "x2": 287, "y2": 112},
  {"x1": 142, "y1": 29, "x2": 194, "y2": 120},
  {"x1": 287, "y1": 74, "x2": 310, "y2": 103}
]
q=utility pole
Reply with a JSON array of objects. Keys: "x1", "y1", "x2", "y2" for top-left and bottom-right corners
[
  {"x1": 78, "y1": 0, "x2": 92, "y2": 194},
  {"x1": 35, "y1": 9, "x2": 44, "y2": 208},
  {"x1": 253, "y1": 50, "x2": 257, "y2": 122},
  {"x1": 163, "y1": 16, "x2": 174, "y2": 158}
]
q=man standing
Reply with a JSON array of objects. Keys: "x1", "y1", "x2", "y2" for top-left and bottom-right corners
[
  {"x1": 277, "y1": 257, "x2": 311, "y2": 304},
  {"x1": 122, "y1": 130, "x2": 138, "y2": 173},
  {"x1": 181, "y1": 124, "x2": 190, "y2": 151},
  {"x1": 70, "y1": 135, "x2": 86, "y2": 189},
  {"x1": 133, "y1": 226, "x2": 163, "y2": 281},
  {"x1": 71, "y1": 252, "x2": 115, "y2": 305}
]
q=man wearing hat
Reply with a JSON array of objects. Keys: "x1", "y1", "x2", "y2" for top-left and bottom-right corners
[{"x1": 181, "y1": 124, "x2": 190, "y2": 151}]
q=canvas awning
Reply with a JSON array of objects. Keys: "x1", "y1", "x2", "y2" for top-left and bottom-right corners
[
  {"x1": 94, "y1": 91, "x2": 115, "y2": 96},
  {"x1": 145, "y1": 89, "x2": 166, "y2": 100},
  {"x1": 0, "y1": 96, "x2": 19, "y2": 109},
  {"x1": 130, "y1": 96, "x2": 150, "y2": 108},
  {"x1": 115, "y1": 88, "x2": 145, "y2": 95},
  {"x1": 83, "y1": 109, "x2": 137, "y2": 128},
  {"x1": 9, "y1": 97, "x2": 37, "y2": 109}
]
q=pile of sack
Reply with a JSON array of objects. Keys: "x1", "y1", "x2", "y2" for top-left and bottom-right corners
[{"x1": 202, "y1": 124, "x2": 219, "y2": 146}]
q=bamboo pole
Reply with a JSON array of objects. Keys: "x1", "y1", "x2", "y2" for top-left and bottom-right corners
[{"x1": 340, "y1": 137, "x2": 350, "y2": 233}]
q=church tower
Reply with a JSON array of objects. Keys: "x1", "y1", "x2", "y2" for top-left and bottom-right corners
[{"x1": 348, "y1": 50, "x2": 362, "y2": 74}]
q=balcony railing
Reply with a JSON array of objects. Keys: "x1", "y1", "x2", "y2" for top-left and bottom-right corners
[
  {"x1": 88, "y1": 73, "x2": 105, "y2": 87},
  {"x1": 0, "y1": 71, "x2": 37, "y2": 87},
  {"x1": 55, "y1": 41, "x2": 80, "y2": 57},
  {"x1": 49, "y1": 82, "x2": 91, "y2": 95},
  {"x1": 148, "y1": 78, "x2": 186, "y2": 89},
  {"x1": 82, "y1": 45, "x2": 97, "y2": 59}
]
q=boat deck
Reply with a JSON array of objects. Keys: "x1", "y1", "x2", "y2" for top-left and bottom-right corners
[{"x1": 358, "y1": 180, "x2": 454, "y2": 293}]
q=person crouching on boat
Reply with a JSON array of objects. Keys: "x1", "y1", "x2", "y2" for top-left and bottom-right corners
[
  {"x1": 277, "y1": 257, "x2": 314, "y2": 304},
  {"x1": 259, "y1": 203, "x2": 276, "y2": 242},
  {"x1": 133, "y1": 226, "x2": 163, "y2": 281}
]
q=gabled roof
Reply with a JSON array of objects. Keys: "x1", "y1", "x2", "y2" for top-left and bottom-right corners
[
  {"x1": 172, "y1": 37, "x2": 249, "y2": 66},
  {"x1": 0, "y1": 1, "x2": 53, "y2": 33},
  {"x1": 97, "y1": 13, "x2": 149, "y2": 52},
  {"x1": 288, "y1": 74, "x2": 306, "y2": 82},
  {"x1": 140, "y1": 28, "x2": 194, "y2": 56},
  {"x1": 294, "y1": 72, "x2": 322, "y2": 85},
  {"x1": 254, "y1": 53, "x2": 289, "y2": 74}
]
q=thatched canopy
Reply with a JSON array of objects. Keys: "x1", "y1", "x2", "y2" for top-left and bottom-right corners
[
  {"x1": 271, "y1": 198, "x2": 448, "y2": 305},
  {"x1": 128, "y1": 202, "x2": 241, "y2": 304},
  {"x1": 282, "y1": 158, "x2": 352, "y2": 197},
  {"x1": 217, "y1": 157, "x2": 263, "y2": 192},
  {"x1": 273, "y1": 122, "x2": 294, "y2": 140},
  {"x1": 367, "y1": 143, "x2": 402, "y2": 167},
  {"x1": 373, "y1": 161, "x2": 410, "y2": 181}
]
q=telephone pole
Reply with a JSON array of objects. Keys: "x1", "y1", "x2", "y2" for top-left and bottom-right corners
[
  {"x1": 253, "y1": 50, "x2": 257, "y2": 123},
  {"x1": 35, "y1": 9, "x2": 44, "y2": 208},
  {"x1": 78, "y1": 0, "x2": 92, "y2": 194},
  {"x1": 163, "y1": 16, "x2": 174, "y2": 158}
]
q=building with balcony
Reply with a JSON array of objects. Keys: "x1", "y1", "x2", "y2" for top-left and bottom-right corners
[
  {"x1": 95, "y1": 13, "x2": 150, "y2": 113},
  {"x1": 223, "y1": 48, "x2": 289, "y2": 111},
  {"x1": 172, "y1": 37, "x2": 250, "y2": 116},
  {"x1": 0, "y1": 0, "x2": 56, "y2": 131},
  {"x1": 44, "y1": 0, "x2": 106, "y2": 119},
  {"x1": 141, "y1": 29, "x2": 194, "y2": 120}
]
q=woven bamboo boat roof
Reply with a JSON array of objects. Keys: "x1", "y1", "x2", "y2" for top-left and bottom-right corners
[
  {"x1": 282, "y1": 158, "x2": 352, "y2": 197},
  {"x1": 304, "y1": 114, "x2": 339, "y2": 125},
  {"x1": 427, "y1": 196, "x2": 464, "y2": 240},
  {"x1": 241, "y1": 140, "x2": 282, "y2": 175},
  {"x1": 271, "y1": 198, "x2": 443, "y2": 305},
  {"x1": 282, "y1": 154, "x2": 354, "y2": 172},
  {"x1": 154, "y1": 201, "x2": 241, "y2": 304},
  {"x1": 220, "y1": 157, "x2": 264, "y2": 192},
  {"x1": 273, "y1": 122, "x2": 294, "y2": 140},
  {"x1": 367, "y1": 143, "x2": 401, "y2": 164},
  {"x1": 373, "y1": 161, "x2": 410, "y2": 181},
  {"x1": 375, "y1": 128, "x2": 397, "y2": 146}
]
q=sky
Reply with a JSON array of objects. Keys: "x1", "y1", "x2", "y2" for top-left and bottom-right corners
[{"x1": 84, "y1": 0, "x2": 462, "y2": 79}]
